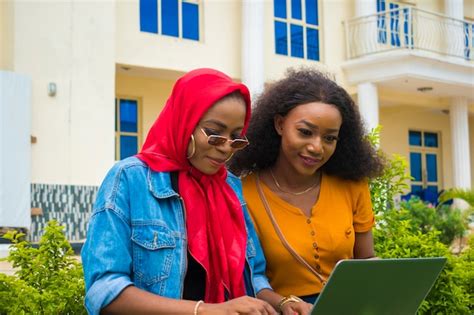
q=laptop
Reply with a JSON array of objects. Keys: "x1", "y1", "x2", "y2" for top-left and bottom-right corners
[{"x1": 311, "y1": 257, "x2": 447, "y2": 315}]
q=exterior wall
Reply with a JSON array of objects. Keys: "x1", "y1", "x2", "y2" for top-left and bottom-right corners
[
  {"x1": 465, "y1": 0, "x2": 474, "y2": 19},
  {"x1": 116, "y1": 0, "x2": 242, "y2": 78},
  {"x1": 379, "y1": 105, "x2": 454, "y2": 190},
  {"x1": 414, "y1": 0, "x2": 443, "y2": 13},
  {"x1": 0, "y1": 0, "x2": 13, "y2": 70},
  {"x1": 115, "y1": 73, "x2": 175, "y2": 146},
  {"x1": 13, "y1": 1, "x2": 116, "y2": 186},
  {"x1": 29, "y1": 184, "x2": 97, "y2": 242}
]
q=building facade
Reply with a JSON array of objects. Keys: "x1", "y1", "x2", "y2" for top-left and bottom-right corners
[{"x1": 0, "y1": 0, "x2": 473, "y2": 241}]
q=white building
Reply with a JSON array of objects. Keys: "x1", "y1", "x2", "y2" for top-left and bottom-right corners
[{"x1": 0, "y1": 0, "x2": 473, "y2": 241}]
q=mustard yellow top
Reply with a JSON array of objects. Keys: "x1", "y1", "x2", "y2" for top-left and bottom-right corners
[{"x1": 242, "y1": 172, "x2": 374, "y2": 296}]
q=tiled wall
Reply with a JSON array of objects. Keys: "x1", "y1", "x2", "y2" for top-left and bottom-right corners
[{"x1": 29, "y1": 184, "x2": 98, "y2": 242}]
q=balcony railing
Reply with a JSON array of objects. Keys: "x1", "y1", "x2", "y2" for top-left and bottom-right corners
[{"x1": 344, "y1": 7, "x2": 474, "y2": 61}]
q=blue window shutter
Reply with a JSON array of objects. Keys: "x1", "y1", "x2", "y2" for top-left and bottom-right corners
[
  {"x1": 409, "y1": 130, "x2": 422, "y2": 146},
  {"x1": 403, "y1": 8, "x2": 413, "y2": 47},
  {"x1": 140, "y1": 0, "x2": 158, "y2": 33},
  {"x1": 182, "y1": 2, "x2": 199, "y2": 40},
  {"x1": 274, "y1": 0, "x2": 287, "y2": 18},
  {"x1": 390, "y1": 3, "x2": 401, "y2": 47},
  {"x1": 307, "y1": 27, "x2": 319, "y2": 60},
  {"x1": 305, "y1": 0, "x2": 318, "y2": 25},
  {"x1": 464, "y1": 23, "x2": 470, "y2": 59},
  {"x1": 410, "y1": 152, "x2": 422, "y2": 181},
  {"x1": 426, "y1": 154, "x2": 438, "y2": 182},
  {"x1": 162, "y1": 0, "x2": 179, "y2": 37},
  {"x1": 291, "y1": 0, "x2": 302, "y2": 20},
  {"x1": 424, "y1": 132, "x2": 438, "y2": 147},
  {"x1": 120, "y1": 136, "x2": 138, "y2": 160},
  {"x1": 290, "y1": 24, "x2": 304, "y2": 58},
  {"x1": 275, "y1": 21, "x2": 288, "y2": 55},
  {"x1": 119, "y1": 99, "x2": 138, "y2": 133}
]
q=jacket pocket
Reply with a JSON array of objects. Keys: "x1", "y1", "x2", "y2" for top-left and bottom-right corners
[{"x1": 131, "y1": 223, "x2": 176, "y2": 286}]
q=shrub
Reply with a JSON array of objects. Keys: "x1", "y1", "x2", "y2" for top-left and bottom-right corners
[
  {"x1": 367, "y1": 126, "x2": 411, "y2": 214},
  {"x1": 368, "y1": 127, "x2": 473, "y2": 314},
  {"x1": 0, "y1": 220, "x2": 86, "y2": 314},
  {"x1": 399, "y1": 197, "x2": 467, "y2": 245},
  {"x1": 373, "y1": 208, "x2": 471, "y2": 314}
]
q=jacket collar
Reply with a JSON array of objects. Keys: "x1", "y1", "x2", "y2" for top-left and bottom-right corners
[{"x1": 147, "y1": 168, "x2": 179, "y2": 199}]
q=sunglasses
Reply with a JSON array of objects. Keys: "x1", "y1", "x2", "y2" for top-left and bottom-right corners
[{"x1": 200, "y1": 128, "x2": 249, "y2": 150}]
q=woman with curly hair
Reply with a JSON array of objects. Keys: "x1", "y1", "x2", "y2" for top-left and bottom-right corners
[{"x1": 229, "y1": 68, "x2": 384, "y2": 305}]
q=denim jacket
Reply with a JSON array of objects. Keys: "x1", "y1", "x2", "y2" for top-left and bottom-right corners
[{"x1": 81, "y1": 157, "x2": 271, "y2": 315}]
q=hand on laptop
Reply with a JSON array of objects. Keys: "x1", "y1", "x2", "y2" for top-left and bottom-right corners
[
  {"x1": 280, "y1": 300, "x2": 313, "y2": 315},
  {"x1": 199, "y1": 296, "x2": 277, "y2": 315}
]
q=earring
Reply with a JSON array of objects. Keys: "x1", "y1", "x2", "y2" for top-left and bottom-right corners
[
  {"x1": 225, "y1": 153, "x2": 234, "y2": 163},
  {"x1": 187, "y1": 134, "x2": 196, "y2": 159}
]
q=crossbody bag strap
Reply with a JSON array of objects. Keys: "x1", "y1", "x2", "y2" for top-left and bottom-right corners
[{"x1": 255, "y1": 174, "x2": 326, "y2": 284}]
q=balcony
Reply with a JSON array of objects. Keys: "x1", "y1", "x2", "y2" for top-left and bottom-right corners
[
  {"x1": 341, "y1": 7, "x2": 473, "y2": 99},
  {"x1": 344, "y1": 7, "x2": 474, "y2": 61}
]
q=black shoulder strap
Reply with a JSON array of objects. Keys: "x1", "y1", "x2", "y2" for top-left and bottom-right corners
[{"x1": 170, "y1": 171, "x2": 179, "y2": 193}]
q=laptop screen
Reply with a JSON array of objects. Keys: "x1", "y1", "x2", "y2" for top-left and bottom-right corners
[{"x1": 311, "y1": 257, "x2": 446, "y2": 315}]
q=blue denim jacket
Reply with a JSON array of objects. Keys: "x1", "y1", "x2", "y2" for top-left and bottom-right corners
[{"x1": 81, "y1": 157, "x2": 271, "y2": 315}]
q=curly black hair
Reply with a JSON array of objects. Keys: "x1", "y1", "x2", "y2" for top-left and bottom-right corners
[{"x1": 229, "y1": 68, "x2": 384, "y2": 181}]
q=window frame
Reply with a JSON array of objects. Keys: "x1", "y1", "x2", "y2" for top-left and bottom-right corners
[
  {"x1": 376, "y1": 0, "x2": 415, "y2": 48},
  {"x1": 115, "y1": 96, "x2": 143, "y2": 161},
  {"x1": 273, "y1": 0, "x2": 322, "y2": 61},
  {"x1": 140, "y1": 0, "x2": 202, "y2": 42},
  {"x1": 408, "y1": 129, "x2": 442, "y2": 195}
]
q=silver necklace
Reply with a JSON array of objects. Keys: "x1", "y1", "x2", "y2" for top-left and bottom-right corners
[{"x1": 269, "y1": 168, "x2": 320, "y2": 196}]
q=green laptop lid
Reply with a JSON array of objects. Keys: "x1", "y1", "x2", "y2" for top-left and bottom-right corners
[{"x1": 311, "y1": 257, "x2": 447, "y2": 315}]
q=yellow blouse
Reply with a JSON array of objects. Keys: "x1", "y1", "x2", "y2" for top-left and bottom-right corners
[{"x1": 242, "y1": 172, "x2": 374, "y2": 296}]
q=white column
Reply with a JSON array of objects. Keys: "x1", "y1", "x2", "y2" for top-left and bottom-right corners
[
  {"x1": 241, "y1": 0, "x2": 264, "y2": 102},
  {"x1": 450, "y1": 97, "x2": 471, "y2": 189},
  {"x1": 357, "y1": 82, "x2": 379, "y2": 133},
  {"x1": 444, "y1": 0, "x2": 464, "y2": 58},
  {"x1": 444, "y1": 0, "x2": 464, "y2": 19},
  {"x1": 354, "y1": 0, "x2": 378, "y2": 57},
  {"x1": 355, "y1": 0, "x2": 377, "y2": 17}
]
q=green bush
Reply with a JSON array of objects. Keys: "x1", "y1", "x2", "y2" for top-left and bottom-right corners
[
  {"x1": 367, "y1": 126, "x2": 411, "y2": 214},
  {"x1": 368, "y1": 127, "x2": 473, "y2": 314},
  {"x1": 399, "y1": 197, "x2": 467, "y2": 245},
  {"x1": 0, "y1": 220, "x2": 86, "y2": 314},
  {"x1": 459, "y1": 235, "x2": 474, "y2": 307},
  {"x1": 374, "y1": 208, "x2": 472, "y2": 314}
]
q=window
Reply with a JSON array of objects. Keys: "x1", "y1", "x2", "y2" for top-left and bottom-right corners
[
  {"x1": 139, "y1": 0, "x2": 200, "y2": 41},
  {"x1": 464, "y1": 20, "x2": 474, "y2": 60},
  {"x1": 376, "y1": 0, "x2": 413, "y2": 48},
  {"x1": 115, "y1": 97, "x2": 141, "y2": 160},
  {"x1": 407, "y1": 130, "x2": 442, "y2": 204},
  {"x1": 273, "y1": 0, "x2": 320, "y2": 61}
]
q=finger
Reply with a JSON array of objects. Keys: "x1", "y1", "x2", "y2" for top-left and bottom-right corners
[
  {"x1": 248, "y1": 306, "x2": 266, "y2": 315},
  {"x1": 281, "y1": 305, "x2": 296, "y2": 315},
  {"x1": 261, "y1": 301, "x2": 277, "y2": 315},
  {"x1": 248, "y1": 300, "x2": 275, "y2": 315},
  {"x1": 288, "y1": 302, "x2": 312, "y2": 315}
]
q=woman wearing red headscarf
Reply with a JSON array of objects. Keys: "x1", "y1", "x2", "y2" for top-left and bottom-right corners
[{"x1": 82, "y1": 69, "x2": 310, "y2": 315}]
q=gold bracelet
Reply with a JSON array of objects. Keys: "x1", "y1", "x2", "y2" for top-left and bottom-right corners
[
  {"x1": 193, "y1": 300, "x2": 204, "y2": 315},
  {"x1": 278, "y1": 295, "x2": 303, "y2": 312}
]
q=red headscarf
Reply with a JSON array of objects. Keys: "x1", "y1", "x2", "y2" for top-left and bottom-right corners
[{"x1": 136, "y1": 68, "x2": 251, "y2": 302}]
